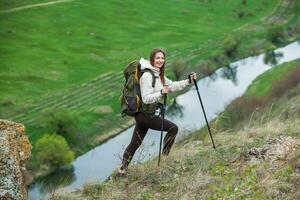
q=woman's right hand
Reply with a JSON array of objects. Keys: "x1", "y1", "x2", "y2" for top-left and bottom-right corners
[{"x1": 161, "y1": 85, "x2": 170, "y2": 94}]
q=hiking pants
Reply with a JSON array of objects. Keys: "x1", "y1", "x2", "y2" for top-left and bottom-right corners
[{"x1": 121, "y1": 112, "x2": 178, "y2": 170}]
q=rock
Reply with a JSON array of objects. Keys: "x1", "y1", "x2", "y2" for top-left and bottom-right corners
[
  {"x1": 0, "y1": 119, "x2": 32, "y2": 200},
  {"x1": 248, "y1": 135, "x2": 300, "y2": 167}
]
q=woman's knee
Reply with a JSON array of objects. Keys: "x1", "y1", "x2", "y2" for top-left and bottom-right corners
[{"x1": 168, "y1": 124, "x2": 178, "y2": 135}]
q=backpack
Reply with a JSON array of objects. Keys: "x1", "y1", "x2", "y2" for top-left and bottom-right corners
[{"x1": 121, "y1": 60, "x2": 157, "y2": 117}]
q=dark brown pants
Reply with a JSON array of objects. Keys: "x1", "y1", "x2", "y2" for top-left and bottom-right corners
[{"x1": 121, "y1": 112, "x2": 178, "y2": 170}]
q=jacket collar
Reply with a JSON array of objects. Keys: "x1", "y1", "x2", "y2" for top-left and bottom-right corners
[{"x1": 139, "y1": 57, "x2": 160, "y2": 74}]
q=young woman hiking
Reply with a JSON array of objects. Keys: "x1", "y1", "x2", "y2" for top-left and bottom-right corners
[{"x1": 119, "y1": 48, "x2": 197, "y2": 175}]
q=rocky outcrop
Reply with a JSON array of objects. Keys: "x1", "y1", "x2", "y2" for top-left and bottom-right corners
[{"x1": 0, "y1": 119, "x2": 32, "y2": 200}]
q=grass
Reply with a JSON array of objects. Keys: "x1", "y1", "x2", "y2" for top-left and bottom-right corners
[
  {"x1": 246, "y1": 59, "x2": 300, "y2": 97},
  {"x1": 52, "y1": 58, "x2": 300, "y2": 199},
  {"x1": 0, "y1": 0, "x2": 54, "y2": 10},
  {"x1": 0, "y1": 0, "x2": 280, "y2": 105},
  {"x1": 54, "y1": 101, "x2": 300, "y2": 199},
  {"x1": 1, "y1": 0, "x2": 300, "y2": 175}
]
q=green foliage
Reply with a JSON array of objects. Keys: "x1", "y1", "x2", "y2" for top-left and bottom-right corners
[
  {"x1": 222, "y1": 36, "x2": 240, "y2": 58},
  {"x1": 267, "y1": 26, "x2": 286, "y2": 45},
  {"x1": 40, "y1": 110, "x2": 80, "y2": 146},
  {"x1": 35, "y1": 133, "x2": 74, "y2": 169}
]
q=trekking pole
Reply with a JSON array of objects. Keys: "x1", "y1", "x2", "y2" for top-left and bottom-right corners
[
  {"x1": 193, "y1": 78, "x2": 216, "y2": 149},
  {"x1": 158, "y1": 92, "x2": 167, "y2": 166}
]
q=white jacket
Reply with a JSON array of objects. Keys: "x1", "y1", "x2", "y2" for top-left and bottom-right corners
[{"x1": 139, "y1": 57, "x2": 190, "y2": 104}]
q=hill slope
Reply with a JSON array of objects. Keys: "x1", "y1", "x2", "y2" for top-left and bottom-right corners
[{"x1": 54, "y1": 60, "x2": 300, "y2": 199}]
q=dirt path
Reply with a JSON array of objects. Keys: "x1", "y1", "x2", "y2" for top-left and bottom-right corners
[{"x1": 0, "y1": 0, "x2": 75, "y2": 14}]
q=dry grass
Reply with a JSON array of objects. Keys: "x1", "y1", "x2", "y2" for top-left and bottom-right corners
[{"x1": 53, "y1": 113, "x2": 300, "y2": 199}]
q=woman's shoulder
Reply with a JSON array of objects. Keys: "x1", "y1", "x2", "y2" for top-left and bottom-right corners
[{"x1": 140, "y1": 71, "x2": 153, "y2": 80}]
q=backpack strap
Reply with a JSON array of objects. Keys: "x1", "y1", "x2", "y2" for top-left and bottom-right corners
[{"x1": 141, "y1": 69, "x2": 157, "y2": 88}]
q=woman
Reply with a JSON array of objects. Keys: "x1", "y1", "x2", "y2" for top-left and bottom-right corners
[{"x1": 119, "y1": 48, "x2": 197, "y2": 175}]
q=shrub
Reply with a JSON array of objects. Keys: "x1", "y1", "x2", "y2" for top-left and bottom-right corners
[
  {"x1": 36, "y1": 133, "x2": 75, "y2": 169},
  {"x1": 40, "y1": 110, "x2": 80, "y2": 146},
  {"x1": 222, "y1": 36, "x2": 240, "y2": 58},
  {"x1": 219, "y1": 96, "x2": 266, "y2": 129},
  {"x1": 266, "y1": 26, "x2": 286, "y2": 45},
  {"x1": 238, "y1": 11, "x2": 245, "y2": 18}
]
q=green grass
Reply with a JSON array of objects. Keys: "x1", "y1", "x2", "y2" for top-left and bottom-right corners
[
  {"x1": 1, "y1": 0, "x2": 300, "y2": 175},
  {"x1": 247, "y1": 59, "x2": 300, "y2": 97},
  {"x1": 0, "y1": 0, "x2": 54, "y2": 10},
  {"x1": 0, "y1": 0, "x2": 280, "y2": 105}
]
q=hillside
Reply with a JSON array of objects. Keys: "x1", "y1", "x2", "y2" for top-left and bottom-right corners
[
  {"x1": 53, "y1": 59, "x2": 300, "y2": 199},
  {"x1": 1, "y1": 0, "x2": 300, "y2": 179}
]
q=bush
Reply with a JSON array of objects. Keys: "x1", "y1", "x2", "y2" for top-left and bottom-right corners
[
  {"x1": 266, "y1": 26, "x2": 286, "y2": 45},
  {"x1": 222, "y1": 36, "x2": 240, "y2": 58},
  {"x1": 36, "y1": 133, "x2": 75, "y2": 169},
  {"x1": 40, "y1": 110, "x2": 80, "y2": 146},
  {"x1": 238, "y1": 11, "x2": 245, "y2": 18},
  {"x1": 219, "y1": 96, "x2": 266, "y2": 129}
]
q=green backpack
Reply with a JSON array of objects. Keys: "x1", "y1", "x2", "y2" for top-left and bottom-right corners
[{"x1": 121, "y1": 60, "x2": 158, "y2": 117}]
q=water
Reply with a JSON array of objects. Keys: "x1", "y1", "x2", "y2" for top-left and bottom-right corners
[{"x1": 28, "y1": 41, "x2": 300, "y2": 199}]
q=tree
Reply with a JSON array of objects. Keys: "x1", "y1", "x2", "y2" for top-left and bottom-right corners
[{"x1": 36, "y1": 133, "x2": 75, "y2": 169}]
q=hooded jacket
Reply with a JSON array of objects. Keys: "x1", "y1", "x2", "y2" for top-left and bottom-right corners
[{"x1": 139, "y1": 57, "x2": 190, "y2": 104}]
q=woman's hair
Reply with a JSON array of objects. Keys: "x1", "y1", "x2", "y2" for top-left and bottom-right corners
[{"x1": 149, "y1": 48, "x2": 166, "y2": 85}]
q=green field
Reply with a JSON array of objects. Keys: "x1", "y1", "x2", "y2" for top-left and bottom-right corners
[{"x1": 1, "y1": 0, "x2": 300, "y2": 174}]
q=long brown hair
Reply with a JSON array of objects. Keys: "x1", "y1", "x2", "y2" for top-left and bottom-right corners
[{"x1": 149, "y1": 48, "x2": 166, "y2": 85}]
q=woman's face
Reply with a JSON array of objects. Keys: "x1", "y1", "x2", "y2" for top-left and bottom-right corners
[{"x1": 153, "y1": 52, "x2": 165, "y2": 68}]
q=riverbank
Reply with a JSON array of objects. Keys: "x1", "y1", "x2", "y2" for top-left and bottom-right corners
[{"x1": 54, "y1": 57, "x2": 300, "y2": 199}]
